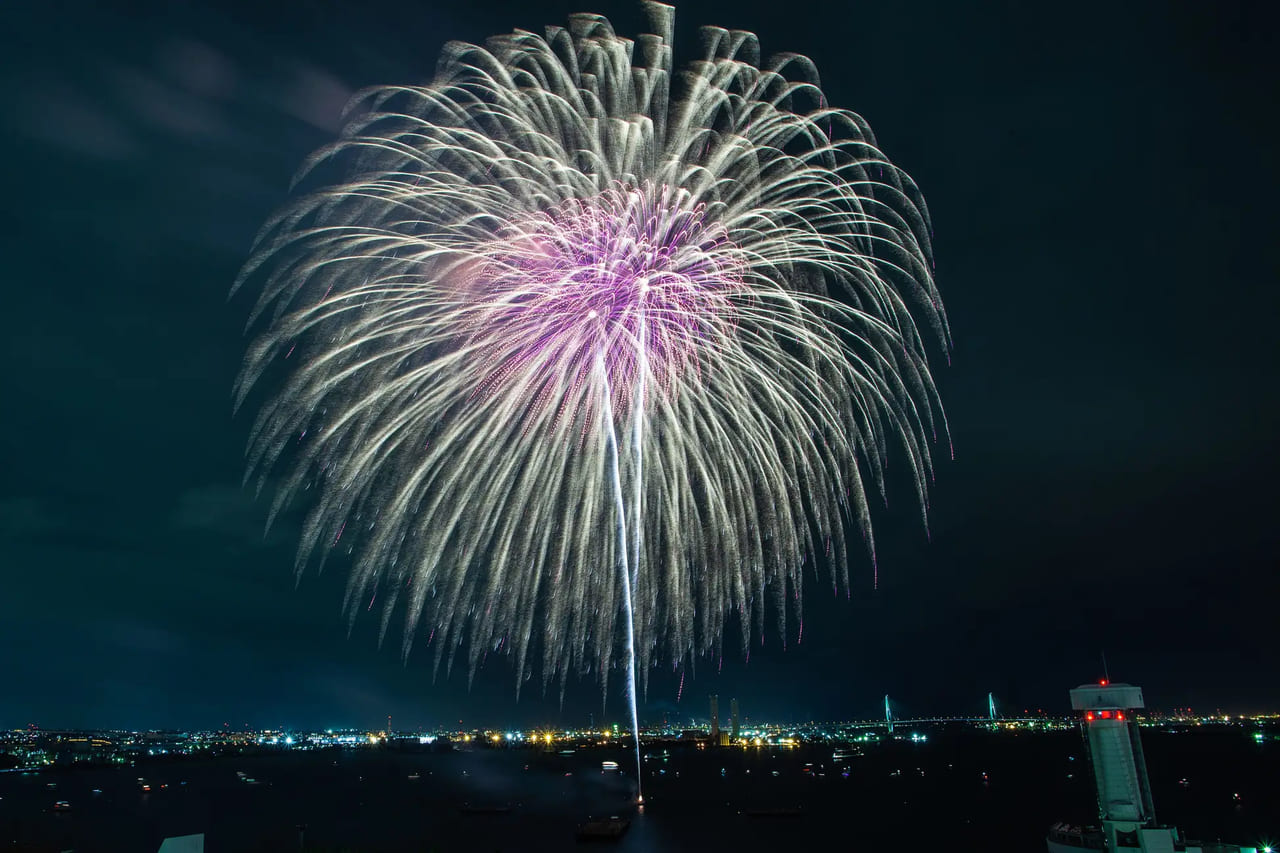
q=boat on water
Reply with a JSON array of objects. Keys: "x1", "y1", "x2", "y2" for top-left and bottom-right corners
[
  {"x1": 576, "y1": 816, "x2": 630, "y2": 842},
  {"x1": 744, "y1": 807, "x2": 803, "y2": 818},
  {"x1": 458, "y1": 804, "x2": 513, "y2": 815},
  {"x1": 600, "y1": 761, "x2": 620, "y2": 771}
]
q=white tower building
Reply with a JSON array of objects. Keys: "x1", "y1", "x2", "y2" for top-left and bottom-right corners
[
  {"x1": 1047, "y1": 680, "x2": 1261, "y2": 853},
  {"x1": 1070, "y1": 681, "x2": 1156, "y2": 849}
]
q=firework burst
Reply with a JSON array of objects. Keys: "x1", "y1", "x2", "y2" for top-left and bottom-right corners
[{"x1": 236, "y1": 3, "x2": 947, "y2": 714}]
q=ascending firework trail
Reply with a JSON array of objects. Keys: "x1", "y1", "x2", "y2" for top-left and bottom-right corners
[{"x1": 234, "y1": 3, "x2": 949, "y2": 801}]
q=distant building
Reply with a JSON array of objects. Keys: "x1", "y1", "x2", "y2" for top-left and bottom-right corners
[
  {"x1": 730, "y1": 699, "x2": 740, "y2": 742},
  {"x1": 709, "y1": 695, "x2": 719, "y2": 742}
]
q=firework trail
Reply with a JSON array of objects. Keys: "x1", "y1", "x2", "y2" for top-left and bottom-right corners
[{"x1": 235, "y1": 3, "x2": 948, "y2": 796}]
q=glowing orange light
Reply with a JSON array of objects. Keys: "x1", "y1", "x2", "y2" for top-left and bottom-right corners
[
  {"x1": 1100, "y1": 679, "x2": 1108, "y2": 686},
  {"x1": 1117, "y1": 712, "x2": 1125, "y2": 721},
  {"x1": 1085, "y1": 712, "x2": 1094, "y2": 722}
]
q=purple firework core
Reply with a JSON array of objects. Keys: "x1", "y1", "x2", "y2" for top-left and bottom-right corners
[{"x1": 469, "y1": 183, "x2": 745, "y2": 411}]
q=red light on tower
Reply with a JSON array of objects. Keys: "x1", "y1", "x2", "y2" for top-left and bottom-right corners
[
  {"x1": 1086, "y1": 712, "x2": 1095, "y2": 722},
  {"x1": 1100, "y1": 679, "x2": 1109, "y2": 686},
  {"x1": 1117, "y1": 712, "x2": 1125, "y2": 721}
]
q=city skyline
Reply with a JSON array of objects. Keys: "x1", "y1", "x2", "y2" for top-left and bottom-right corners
[
  {"x1": 8, "y1": 693, "x2": 1278, "y2": 736},
  {"x1": 2, "y1": 0, "x2": 1277, "y2": 731},
  {"x1": 6, "y1": 681, "x2": 1280, "y2": 735}
]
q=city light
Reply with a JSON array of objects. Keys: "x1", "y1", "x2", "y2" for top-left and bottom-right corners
[{"x1": 2, "y1": 706, "x2": 1272, "y2": 786}]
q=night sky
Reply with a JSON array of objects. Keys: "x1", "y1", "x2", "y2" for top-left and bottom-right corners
[{"x1": 2, "y1": 0, "x2": 1277, "y2": 732}]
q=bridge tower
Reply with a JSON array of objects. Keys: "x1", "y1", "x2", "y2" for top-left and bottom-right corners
[
  {"x1": 884, "y1": 694, "x2": 893, "y2": 734},
  {"x1": 988, "y1": 692, "x2": 998, "y2": 729}
]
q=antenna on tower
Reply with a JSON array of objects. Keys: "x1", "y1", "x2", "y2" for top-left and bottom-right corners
[{"x1": 1101, "y1": 651, "x2": 1111, "y2": 683}]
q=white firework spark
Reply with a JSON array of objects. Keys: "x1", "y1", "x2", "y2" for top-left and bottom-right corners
[{"x1": 235, "y1": 3, "x2": 947, "y2": 714}]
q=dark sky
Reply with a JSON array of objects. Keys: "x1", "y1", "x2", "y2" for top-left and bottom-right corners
[{"x1": 2, "y1": 0, "x2": 1277, "y2": 731}]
